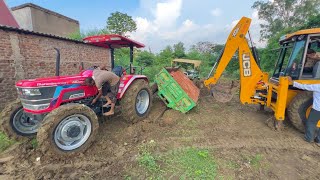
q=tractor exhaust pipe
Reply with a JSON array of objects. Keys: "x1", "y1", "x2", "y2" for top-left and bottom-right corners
[{"x1": 54, "y1": 48, "x2": 60, "y2": 76}]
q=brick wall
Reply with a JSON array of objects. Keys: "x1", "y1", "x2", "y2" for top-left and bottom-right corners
[{"x1": 0, "y1": 28, "x2": 110, "y2": 110}]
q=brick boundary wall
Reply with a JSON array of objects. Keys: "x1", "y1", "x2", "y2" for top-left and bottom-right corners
[{"x1": 0, "y1": 28, "x2": 111, "y2": 110}]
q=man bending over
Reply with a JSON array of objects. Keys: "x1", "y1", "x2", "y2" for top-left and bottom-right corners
[{"x1": 84, "y1": 69, "x2": 120, "y2": 116}]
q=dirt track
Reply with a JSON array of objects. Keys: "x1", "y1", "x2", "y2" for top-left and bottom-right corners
[{"x1": 1, "y1": 88, "x2": 320, "y2": 179}]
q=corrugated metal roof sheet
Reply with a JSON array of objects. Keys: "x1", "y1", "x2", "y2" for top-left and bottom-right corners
[{"x1": 0, "y1": 24, "x2": 97, "y2": 46}]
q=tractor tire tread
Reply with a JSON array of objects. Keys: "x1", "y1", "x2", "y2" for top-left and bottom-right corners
[
  {"x1": 36, "y1": 103, "x2": 99, "y2": 157},
  {"x1": 121, "y1": 79, "x2": 152, "y2": 124},
  {"x1": 0, "y1": 99, "x2": 31, "y2": 141}
]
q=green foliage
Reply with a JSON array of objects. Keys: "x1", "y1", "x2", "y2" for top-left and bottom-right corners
[
  {"x1": 143, "y1": 65, "x2": 163, "y2": 82},
  {"x1": 30, "y1": 138, "x2": 38, "y2": 149},
  {"x1": 191, "y1": 41, "x2": 216, "y2": 54},
  {"x1": 173, "y1": 42, "x2": 186, "y2": 58},
  {"x1": 68, "y1": 28, "x2": 109, "y2": 41},
  {"x1": 137, "y1": 140, "x2": 161, "y2": 175},
  {"x1": 138, "y1": 151, "x2": 160, "y2": 173},
  {"x1": 242, "y1": 154, "x2": 264, "y2": 169},
  {"x1": 136, "y1": 144, "x2": 217, "y2": 179},
  {"x1": 252, "y1": 0, "x2": 320, "y2": 40},
  {"x1": 164, "y1": 147, "x2": 217, "y2": 179},
  {"x1": 136, "y1": 50, "x2": 155, "y2": 66},
  {"x1": 0, "y1": 132, "x2": 15, "y2": 152},
  {"x1": 301, "y1": 13, "x2": 320, "y2": 29},
  {"x1": 106, "y1": 11, "x2": 137, "y2": 36},
  {"x1": 114, "y1": 48, "x2": 131, "y2": 67},
  {"x1": 156, "y1": 46, "x2": 174, "y2": 66}
]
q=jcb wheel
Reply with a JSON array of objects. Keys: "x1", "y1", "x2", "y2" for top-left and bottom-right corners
[
  {"x1": 121, "y1": 79, "x2": 152, "y2": 123},
  {"x1": 0, "y1": 99, "x2": 40, "y2": 141},
  {"x1": 287, "y1": 91, "x2": 313, "y2": 133},
  {"x1": 37, "y1": 104, "x2": 99, "y2": 156}
]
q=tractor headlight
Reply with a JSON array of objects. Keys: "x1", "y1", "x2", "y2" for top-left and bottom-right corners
[
  {"x1": 21, "y1": 102, "x2": 50, "y2": 110},
  {"x1": 22, "y1": 88, "x2": 41, "y2": 96}
]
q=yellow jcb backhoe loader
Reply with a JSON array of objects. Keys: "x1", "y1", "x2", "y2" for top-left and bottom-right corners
[{"x1": 204, "y1": 16, "x2": 320, "y2": 132}]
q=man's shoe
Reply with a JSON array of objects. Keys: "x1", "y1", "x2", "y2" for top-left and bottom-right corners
[{"x1": 304, "y1": 137, "x2": 313, "y2": 143}]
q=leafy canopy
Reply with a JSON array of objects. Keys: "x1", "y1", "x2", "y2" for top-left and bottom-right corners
[
  {"x1": 252, "y1": 0, "x2": 320, "y2": 40},
  {"x1": 106, "y1": 11, "x2": 137, "y2": 36}
]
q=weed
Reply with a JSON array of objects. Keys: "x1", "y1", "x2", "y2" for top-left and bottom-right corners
[
  {"x1": 137, "y1": 144, "x2": 217, "y2": 179},
  {"x1": 138, "y1": 151, "x2": 160, "y2": 173},
  {"x1": 164, "y1": 147, "x2": 217, "y2": 179},
  {"x1": 137, "y1": 140, "x2": 161, "y2": 175},
  {"x1": 30, "y1": 138, "x2": 38, "y2": 149},
  {"x1": 250, "y1": 154, "x2": 263, "y2": 168},
  {"x1": 242, "y1": 154, "x2": 263, "y2": 169},
  {"x1": 0, "y1": 132, "x2": 15, "y2": 152}
]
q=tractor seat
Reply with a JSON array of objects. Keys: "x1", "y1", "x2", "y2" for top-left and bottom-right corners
[
  {"x1": 312, "y1": 62, "x2": 320, "y2": 79},
  {"x1": 112, "y1": 66, "x2": 124, "y2": 77}
]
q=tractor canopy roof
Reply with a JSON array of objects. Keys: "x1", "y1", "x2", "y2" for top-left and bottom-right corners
[
  {"x1": 280, "y1": 28, "x2": 320, "y2": 43},
  {"x1": 172, "y1": 59, "x2": 202, "y2": 68},
  {"x1": 83, "y1": 34, "x2": 145, "y2": 49}
]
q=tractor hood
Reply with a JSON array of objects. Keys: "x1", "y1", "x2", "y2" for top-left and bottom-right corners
[{"x1": 16, "y1": 70, "x2": 93, "y2": 88}]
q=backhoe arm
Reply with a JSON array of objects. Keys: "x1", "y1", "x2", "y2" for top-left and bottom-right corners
[{"x1": 204, "y1": 17, "x2": 268, "y2": 104}]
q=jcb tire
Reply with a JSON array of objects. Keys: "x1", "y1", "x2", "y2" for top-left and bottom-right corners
[
  {"x1": 121, "y1": 79, "x2": 152, "y2": 123},
  {"x1": 0, "y1": 99, "x2": 36, "y2": 141},
  {"x1": 287, "y1": 91, "x2": 313, "y2": 133},
  {"x1": 37, "y1": 104, "x2": 99, "y2": 156}
]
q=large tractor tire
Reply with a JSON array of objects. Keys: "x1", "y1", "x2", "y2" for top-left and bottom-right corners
[
  {"x1": 121, "y1": 79, "x2": 152, "y2": 123},
  {"x1": 287, "y1": 91, "x2": 313, "y2": 133},
  {"x1": 0, "y1": 99, "x2": 40, "y2": 141},
  {"x1": 37, "y1": 104, "x2": 99, "y2": 156}
]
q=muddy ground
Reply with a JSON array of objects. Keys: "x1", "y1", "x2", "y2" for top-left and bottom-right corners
[{"x1": 1, "y1": 88, "x2": 320, "y2": 179}]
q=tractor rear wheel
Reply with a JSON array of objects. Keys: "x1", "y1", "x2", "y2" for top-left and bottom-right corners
[
  {"x1": 0, "y1": 99, "x2": 40, "y2": 141},
  {"x1": 37, "y1": 104, "x2": 99, "y2": 156},
  {"x1": 287, "y1": 91, "x2": 313, "y2": 133},
  {"x1": 121, "y1": 79, "x2": 152, "y2": 123}
]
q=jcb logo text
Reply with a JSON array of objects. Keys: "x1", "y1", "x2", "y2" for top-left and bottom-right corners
[{"x1": 242, "y1": 53, "x2": 252, "y2": 77}]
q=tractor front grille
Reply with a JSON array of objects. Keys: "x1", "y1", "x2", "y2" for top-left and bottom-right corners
[{"x1": 16, "y1": 86, "x2": 56, "y2": 110}]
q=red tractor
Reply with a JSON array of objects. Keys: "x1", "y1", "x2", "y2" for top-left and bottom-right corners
[{"x1": 0, "y1": 35, "x2": 152, "y2": 155}]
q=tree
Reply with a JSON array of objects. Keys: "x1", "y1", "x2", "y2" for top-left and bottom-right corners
[
  {"x1": 136, "y1": 51, "x2": 155, "y2": 66},
  {"x1": 173, "y1": 42, "x2": 186, "y2": 58},
  {"x1": 301, "y1": 13, "x2": 320, "y2": 29},
  {"x1": 157, "y1": 46, "x2": 174, "y2": 66},
  {"x1": 190, "y1": 41, "x2": 216, "y2": 54},
  {"x1": 69, "y1": 28, "x2": 109, "y2": 41},
  {"x1": 106, "y1": 11, "x2": 137, "y2": 36},
  {"x1": 252, "y1": 0, "x2": 320, "y2": 40}
]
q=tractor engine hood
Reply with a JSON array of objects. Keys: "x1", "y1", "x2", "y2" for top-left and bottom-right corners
[{"x1": 16, "y1": 70, "x2": 93, "y2": 88}]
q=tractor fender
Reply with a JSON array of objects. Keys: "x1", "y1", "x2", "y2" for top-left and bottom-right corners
[{"x1": 117, "y1": 75, "x2": 149, "y2": 99}]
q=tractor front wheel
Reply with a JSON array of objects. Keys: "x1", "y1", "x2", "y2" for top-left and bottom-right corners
[
  {"x1": 121, "y1": 79, "x2": 152, "y2": 123},
  {"x1": 0, "y1": 99, "x2": 40, "y2": 140},
  {"x1": 37, "y1": 104, "x2": 99, "y2": 156},
  {"x1": 287, "y1": 91, "x2": 313, "y2": 133}
]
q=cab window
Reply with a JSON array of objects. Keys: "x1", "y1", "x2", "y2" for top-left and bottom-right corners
[
  {"x1": 301, "y1": 35, "x2": 320, "y2": 79},
  {"x1": 285, "y1": 40, "x2": 306, "y2": 79}
]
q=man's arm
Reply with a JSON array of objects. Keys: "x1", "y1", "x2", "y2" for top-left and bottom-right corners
[
  {"x1": 288, "y1": 76, "x2": 320, "y2": 92},
  {"x1": 92, "y1": 89, "x2": 102, "y2": 104},
  {"x1": 293, "y1": 81, "x2": 320, "y2": 92}
]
